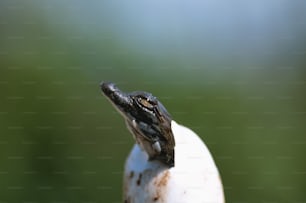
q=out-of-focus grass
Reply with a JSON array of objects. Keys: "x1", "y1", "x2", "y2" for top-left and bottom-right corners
[{"x1": 1, "y1": 1, "x2": 306, "y2": 202}]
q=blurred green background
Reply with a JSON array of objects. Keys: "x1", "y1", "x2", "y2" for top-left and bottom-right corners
[{"x1": 1, "y1": 1, "x2": 306, "y2": 202}]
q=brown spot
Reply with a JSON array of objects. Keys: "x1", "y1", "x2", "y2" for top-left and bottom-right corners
[
  {"x1": 156, "y1": 170, "x2": 170, "y2": 187},
  {"x1": 136, "y1": 173, "x2": 142, "y2": 186},
  {"x1": 129, "y1": 171, "x2": 134, "y2": 179},
  {"x1": 152, "y1": 170, "x2": 170, "y2": 202},
  {"x1": 124, "y1": 196, "x2": 131, "y2": 203}
]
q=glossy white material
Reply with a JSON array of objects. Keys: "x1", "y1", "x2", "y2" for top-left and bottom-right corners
[{"x1": 124, "y1": 120, "x2": 225, "y2": 203}]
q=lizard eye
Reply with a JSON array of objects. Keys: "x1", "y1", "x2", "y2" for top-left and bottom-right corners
[{"x1": 137, "y1": 97, "x2": 156, "y2": 109}]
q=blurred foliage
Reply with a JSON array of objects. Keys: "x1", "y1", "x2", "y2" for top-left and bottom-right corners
[{"x1": 0, "y1": 1, "x2": 306, "y2": 202}]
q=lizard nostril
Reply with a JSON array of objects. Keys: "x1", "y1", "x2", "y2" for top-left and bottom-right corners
[{"x1": 100, "y1": 81, "x2": 117, "y2": 95}]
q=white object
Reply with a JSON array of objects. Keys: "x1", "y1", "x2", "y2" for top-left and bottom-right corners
[{"x1": 123, "y1": 120, "x2": 225, "y2": 203}]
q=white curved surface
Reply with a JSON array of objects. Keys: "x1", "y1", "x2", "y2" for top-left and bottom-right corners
[{"x1": 123, "y1": 120, "x2": 225, "y2": 203}]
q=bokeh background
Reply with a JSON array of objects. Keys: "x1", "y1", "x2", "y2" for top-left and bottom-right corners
[{"x1": 1, "y1": 0, "x2": 306, "y2": 202}]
